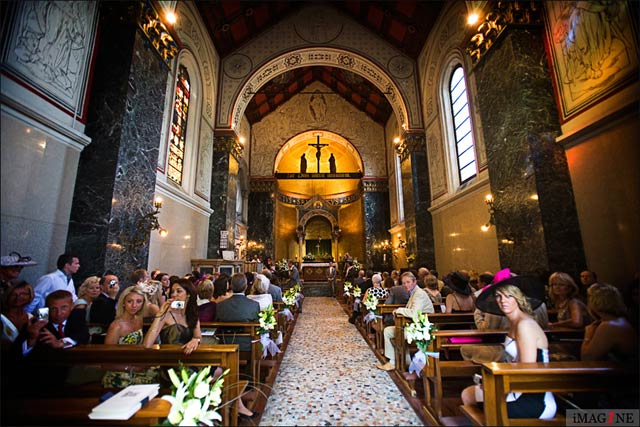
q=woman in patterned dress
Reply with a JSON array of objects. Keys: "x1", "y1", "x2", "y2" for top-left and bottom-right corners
[{"x1": 104, "y1": 286, "x2": 147, "y2": 344}]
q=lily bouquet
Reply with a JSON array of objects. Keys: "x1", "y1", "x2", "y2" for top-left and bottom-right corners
[
  {"x1": 282, "y1": 288, "x2": 297, "y2": 308},
  {"x1": 404, "y1": 311, "x2": 438, "y2": 376},
  {"x1": 404, "y1": 311, "x2": 434, "y2": 353},
  {"x1": 343, "y1": 281, "x2": 353, "y2": 296},
  {"x1": 162, "y1": 364, "x2": 228, "y2": 426},
  {"x1": 362, "y1": 293, "x2": 380, "y2": 324},
  {"x1": 275, "y1": 258, "x2": 289, "y2": 272},
  {"x1": 351, "y1": 285, "x2": 362, "y2": 298},
  {"x1": 363, "y1": 293, "x2": 379, "y2": 312},
  {"x1": 258, "y1": 304, "x2": 281, "y2": 358}
]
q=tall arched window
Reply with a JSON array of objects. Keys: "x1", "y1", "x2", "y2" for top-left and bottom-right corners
[
  {"x1": 449, "y1": 66, "x2": 477, "y2": 184},
  {"x1": 168, "y1": 64, "x2": 191, "y2": 186}
]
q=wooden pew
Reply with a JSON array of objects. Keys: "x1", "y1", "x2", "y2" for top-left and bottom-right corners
[
  {"x1": 371, "y1": 304, "x2": 404, "y2": 351},
  {"x1": 422, "y1": 328, "x2": 585, "y2": 424},
  {"x1": 6, "y1": 344, "x2": 241, "y2": 426},
  {"x1": 199, "y1": 321, "x2": 263, "y2": 386},
  {"x1": 460, "y1": 361, "x2": 637, "y2": 426}
]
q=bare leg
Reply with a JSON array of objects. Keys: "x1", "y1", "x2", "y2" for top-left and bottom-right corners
[{"x1": 461, "y1": 385, "x2": 478, "y2": 405}]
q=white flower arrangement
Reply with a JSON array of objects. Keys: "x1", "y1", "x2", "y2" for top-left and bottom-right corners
[
  {"x1": 363, "y1": 293, "x2": 379, "y2": 312},
  {"x1": 351, "y1": 286, "x2": 362, "y2": 298},
  {"x1": 162, "y1": 365, "x2": 228, "y2": 426},
  {"x1": 404, "y1": 311, "x2": 435, "y2": 353},
  {"x1": 343, "y1": 281, "x2": 353, "y2": 295},
  {"x1": 258, "y1": 304, "x2": 277, "y2": 335},
  {"x1": 282, "y1": 289, "x2": 296, "y2": 307}
]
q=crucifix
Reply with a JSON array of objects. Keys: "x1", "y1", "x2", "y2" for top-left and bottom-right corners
[{"x1": 308, "y1": 135, "x2": 329, "y2": 173}]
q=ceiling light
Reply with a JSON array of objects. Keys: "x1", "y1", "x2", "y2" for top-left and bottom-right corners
[
  {"x1": 467, "y1": 13, "x2": 480, "y2": 25},
  {"x1": 165, "y1": 12, "x2": 177, "y2": 25}
]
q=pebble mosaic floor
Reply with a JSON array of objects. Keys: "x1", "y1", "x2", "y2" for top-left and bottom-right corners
[{"x1": 259, "y1": 297, "x2": 423, "y2": 426}]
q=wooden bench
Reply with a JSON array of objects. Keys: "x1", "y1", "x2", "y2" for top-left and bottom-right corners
[
  {"x1": 200, "y1": 321, "x2": 263, "y2": 385},
  {"x1": 6, "y1": 344, "x2": 241, "y2": 426},
  {"x1": 460, "y1": 361, "x2": 638, "y2": 426},
  {"x1": 422, "y1": 328, "x2": 585, "y2": 424}
]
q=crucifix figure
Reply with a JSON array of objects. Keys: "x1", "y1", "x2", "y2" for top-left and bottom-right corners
[{"x1": 308, "y1": 135, "x2": 329, "y2": 173}]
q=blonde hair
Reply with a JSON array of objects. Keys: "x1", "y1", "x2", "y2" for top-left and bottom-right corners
[
  {"x1": 78, "y1": 276, "x2": 101, "y2": 300},
  {"x1": 494, "y1": 284, "x2": 534, "y2": 316},
  {"x1": 197, "y1": 279, "x2": 214, "y2": 299},
  {"x1": 588, "y1": 283, "x2": 627, "y2": 317},
  {"x1": 115, "y1": 285, "x2": 147, "y2": 318},
  {"x1": 548, "y1": 272, "x2": 579, "y2": 303},
  {"x1": 252, "y1": 277, "x2": 269, "y2": 295}
]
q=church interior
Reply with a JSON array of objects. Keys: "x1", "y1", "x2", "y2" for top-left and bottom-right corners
[{"x1": 1, "y1": 0, "x2": 639, "y2": 425}]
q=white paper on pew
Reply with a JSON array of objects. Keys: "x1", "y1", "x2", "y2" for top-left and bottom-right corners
[
  {"x1": 201, "y1": 328, "x2": 217, "y2": 336},
  {"x1": 89, "y1": 384, "x2": 159, "y2": 420}
]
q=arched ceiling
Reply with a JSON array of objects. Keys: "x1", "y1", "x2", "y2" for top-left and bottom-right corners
[{"x1": 195, "y1": 1, "x2": 444, "y2": 125}]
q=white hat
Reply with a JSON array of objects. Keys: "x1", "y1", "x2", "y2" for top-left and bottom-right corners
[{"x1": 0, "y1": 252, "x2": 38, "y2": 267}]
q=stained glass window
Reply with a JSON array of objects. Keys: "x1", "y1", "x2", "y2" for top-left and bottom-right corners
[{"x1": 168, "y1": 65, "x2": 190, "y2": 185}]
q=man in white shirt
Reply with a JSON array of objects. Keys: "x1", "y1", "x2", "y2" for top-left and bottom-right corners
[{"x1": 25, "y1": 253, "x2": 80, "y2": 314}]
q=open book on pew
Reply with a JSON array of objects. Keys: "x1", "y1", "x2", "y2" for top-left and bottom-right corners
[{"x1": 89, "y1": 384, "x2": 159, "y2": 420}]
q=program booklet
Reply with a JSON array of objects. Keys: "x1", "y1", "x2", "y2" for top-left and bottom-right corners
[{"x1": 89, "y1": 384, "x2": 160, "y2": 420}]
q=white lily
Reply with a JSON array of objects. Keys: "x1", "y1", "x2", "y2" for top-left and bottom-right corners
[{"x1": 193, "y1": 380, "x2": 210, "y2": 399}]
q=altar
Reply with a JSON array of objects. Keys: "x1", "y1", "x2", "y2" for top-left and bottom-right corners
[{"x1": 300, "y1": 262, "x2": 331, "y2": 281}]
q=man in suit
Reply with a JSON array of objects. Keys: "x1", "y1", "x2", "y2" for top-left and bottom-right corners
[
  {"x1": 215, "y1": 273, "x2": 260, "y2": 351},
  {"x1": 327, "y1": 261, "x2": 337, "y2": 297},
  {"x1": 288, "y1": 260, "x2": 300, "y2": 286},
  {"x1": 20, "y1": 290, "x2": 89, "y2": 355},
  {"x1": 377, "y1": 271, "x2": 434, "y2": 371},
  {"x1": 89, "y1": 273, "x2": 120, "y2": 326},
  {"x1": 383, "y1": 280, "x2": 411, "y2": 326}
]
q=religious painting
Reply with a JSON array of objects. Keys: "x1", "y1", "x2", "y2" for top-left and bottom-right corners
[{"x1": 545, "y1": 1, "x2": 639, "y2": 121}]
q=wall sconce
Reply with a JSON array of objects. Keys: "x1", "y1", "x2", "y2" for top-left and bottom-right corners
[
  {"x1": 481, "y1": 194, "x2": 495, "y2": 231},
  {"x1": 396, "y1": 238, "x2": 407, "y2": 250},
  {"x1": 123, "y1": 197, "x2": 168, "y2": 255},
  {"x1": 374, "y1": 239, "x2": 393, "y2": 263}
]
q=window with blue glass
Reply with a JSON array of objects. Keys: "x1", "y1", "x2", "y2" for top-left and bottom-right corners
[{"x1": 449, "y1": 66, "x2": 477, "y2": 184}]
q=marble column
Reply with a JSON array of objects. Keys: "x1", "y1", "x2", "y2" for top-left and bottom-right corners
[
  {"x1": 471, "y1": 27, "x2": 585, "y2": 275},
  {"x1": 247, "y1": 180, "x2": 275, "y2": 260},
  {"x1": 363, "y1": 181, "x2": 391, "y2": 271},
  {"x1": 66, "y1": 2, "x2": 172, "y2": 279},
  {"x1": 207, "y1": 132, "x2": 236, "y2": 258},
  {"x1": 398, "y1": 132, "x2": 436, "y2": 269}
]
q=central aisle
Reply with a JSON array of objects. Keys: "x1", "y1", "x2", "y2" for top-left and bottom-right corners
[{"x1": 259, "y1": 297, "x2": 423, "y2": 426}]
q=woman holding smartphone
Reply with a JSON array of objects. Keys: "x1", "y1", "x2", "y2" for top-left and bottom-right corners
[{"x1": 143, "y1": 278, "x2": 202, "y2": 355}]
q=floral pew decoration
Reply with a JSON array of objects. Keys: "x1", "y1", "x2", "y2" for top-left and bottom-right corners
[
  {"x1": 280, "y1": 288, "x2": 296, "y2": 321},
  {"x1": 351, "y1": 285, "x2": 362, "y2": 312},
  {"x1": 258, "y1": 304, "x2": 281, "y2": 358},
  {"x1": 404, "y1": 311, "x2": 438, "y2": 377},
  {"x1": 289, "y1": 283, "x2": 304, "y2": 312},
  {"x1": 343, "y1": 281, "x2": 353, "y2": 298},
  {"x1": 162, "y1": 364, "x2": 228, "y2": 426},
  {"x1": 362, "y1": 293, "x2": 381, "y2": 324}
]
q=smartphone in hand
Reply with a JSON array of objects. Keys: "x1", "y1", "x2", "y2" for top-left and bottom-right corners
[
  {"x1": 37, "y1": 307, "x2": 49, "y2": 321},
  {"x1": 171, "y1": 300, "x2": 185, "y2": 309}
]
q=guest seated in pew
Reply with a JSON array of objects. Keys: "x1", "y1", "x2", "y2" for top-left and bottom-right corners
[
  {"x1": 73, "y1": 276, "x2": 101, "y2": 322},
  {"x1": 196, "y1": 279, "x2": 216, "y2": 322},
  {"x1": 581, "y1": 283, "x2": 638, "y2": 363},
  {"x1": 548, "y1": 272, "x2": 591, "y2": 329},
  {"x1": 262, "y1": 269, "x2": 283, "y2": 303},
  {"x1": 462, "y1": 280, "x2": 557, "y2": 420},
  {"x1": 143, "y1": 278, "x2": 202, "y2": 355},
  {"x1": 382, "y1": 275, "x2": 410, "y2": 326},
  {"x1": 248, "y1": 274, "x2": 273, "y2": 310},
  {"x1": 90, "y1": 273, "x2": 120, "y2": 326},
  {"x1": 1, "y1": 280, "x2": 34, "y2": 343},
  {"x1": 363, "y1": 273, "x2": 388, "y2": 301},
  {"x1": 444, "y1": 271, "x2": 475, "y2": 313},
  {"x1": 105, "y1": 286, "x2": 147, "y2": 344},
  {"x1": 215, "y1": 273, "x2": 260, "y2": 348},
  {"x1": 424, "y1": 274, "x2": 442, "y2": 308},
  {"x1": 154, "y1": 272, "x2": 171, "y2": 304},
  {"x1": 376, "y1": 272, "x2": 433, "y2": 371},
  {"x1": 213, "y1": 274, "x2": 232, "y2": 304}
]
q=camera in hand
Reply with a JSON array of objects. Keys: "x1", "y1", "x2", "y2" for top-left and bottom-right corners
[
  {"x1": 170, "y1": 300, "x2": 185, "y2": 309},
  {"x1": 37, "y1": 307, "x2": 49, "y2": 321}
]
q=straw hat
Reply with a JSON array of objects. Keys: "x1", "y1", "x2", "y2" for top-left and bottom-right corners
[
  {"x1": 460, "y1": 344, "x2": 506, "y2": 364},
  {"x1": 0, "y1": 252, "x2": 37, "y2": 267},
  {"x1": 475, "y1": 275, "x2": 546, "y2": 316}
]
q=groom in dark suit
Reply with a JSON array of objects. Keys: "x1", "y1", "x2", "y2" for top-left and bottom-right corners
[{"x1": 215, "y1": 273, "x2": 260, "y2": 351}]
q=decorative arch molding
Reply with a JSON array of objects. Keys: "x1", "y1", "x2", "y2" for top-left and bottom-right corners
[
  {"x1": 227, "y1": 48, "x2": 412, "y2": 133},
  {"x1": 298, "y1": 209, "x2": 338, "y2": 234},
  {"x1": 273, "y1": 130, "x2": 364, "y2": 175}
]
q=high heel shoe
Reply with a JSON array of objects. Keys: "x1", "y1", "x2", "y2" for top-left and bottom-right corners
[{"x1": 238, "y1": 411, "x2": 260, "y2": 420}]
